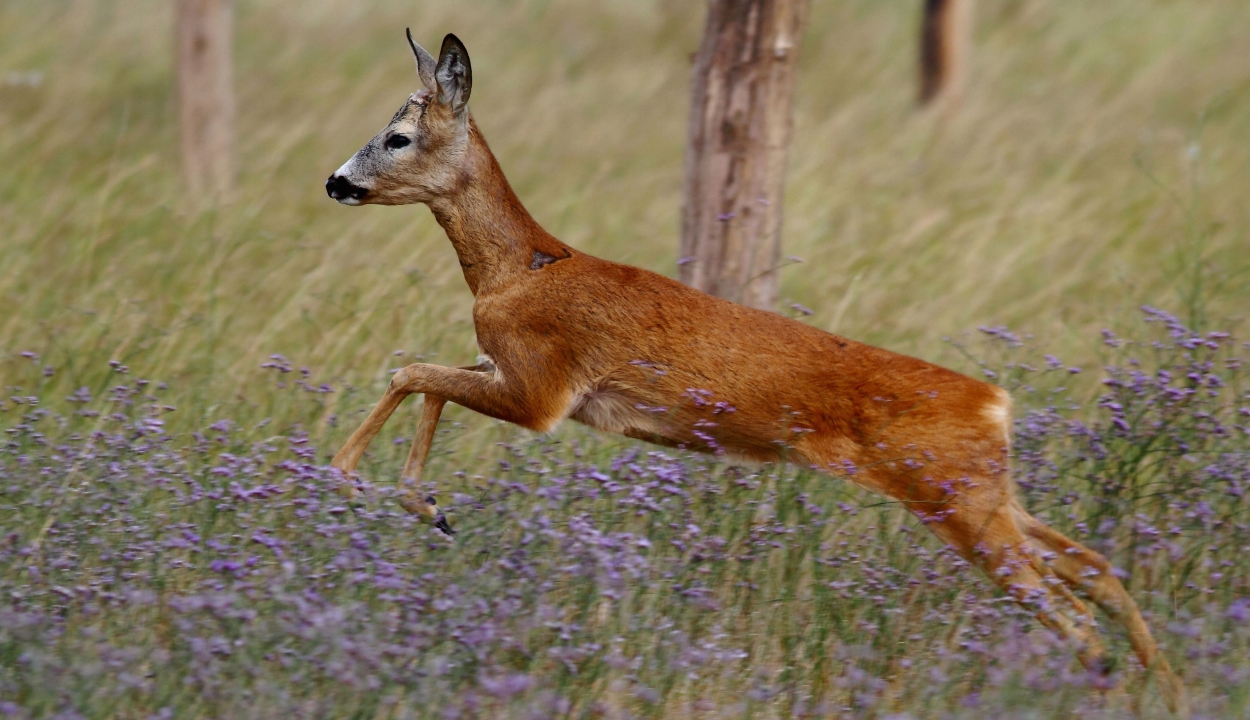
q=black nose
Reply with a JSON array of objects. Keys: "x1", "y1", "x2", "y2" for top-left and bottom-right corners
[{"x1": 326, "y1": 174, "x2": 368, "y2": 201}]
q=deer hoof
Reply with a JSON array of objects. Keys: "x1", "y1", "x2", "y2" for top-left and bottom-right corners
[
  {"x1": 433, "y1": 512, "x2": 457, "y2": 538},
  {"x1": 399, "y1": 492, "x2": 456, "y2": 537}
]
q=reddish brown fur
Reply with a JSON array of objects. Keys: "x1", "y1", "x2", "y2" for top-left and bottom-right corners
[{"x1": 326, "y1": 34, "x2": 1186, "y2": 713}]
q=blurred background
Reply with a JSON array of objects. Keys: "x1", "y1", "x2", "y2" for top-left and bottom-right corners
[
  {"x1": 2, "y1": 0, "x2": 1248, "y2": 440},
  {"x1": 4, "y1": 4, "x2": 1250, "y2": 716}
]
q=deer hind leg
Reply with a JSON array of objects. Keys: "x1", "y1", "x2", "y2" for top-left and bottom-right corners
[
  {"x1": 924, "y1": 502, "x2": 1109, "y2": 668},
  {"x1": 1012, "y1": 504, "x2": 1188, "y2": 714}
]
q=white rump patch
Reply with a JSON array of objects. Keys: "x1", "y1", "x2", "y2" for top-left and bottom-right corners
[{"x1": 983, "y1": 386, "x2": 1013, "y2": 446}]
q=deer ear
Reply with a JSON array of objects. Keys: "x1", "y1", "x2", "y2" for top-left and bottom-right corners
[
  {"x1": 406, "y1": 29, "x2": 438, "y2": 90},
  {"x1": 435, "y1": 33, "x2": 472, "y2": 116}
]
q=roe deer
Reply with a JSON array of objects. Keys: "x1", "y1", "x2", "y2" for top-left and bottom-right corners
[{"x1": 325, "y1": 32, "x2": 1185, "y2": 712}]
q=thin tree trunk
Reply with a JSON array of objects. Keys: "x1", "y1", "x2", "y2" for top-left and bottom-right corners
[
  {"x1": 680, "y1": 0, "x2": 811, "y2": 311},
  {"x1": 177, "y1": 0, "x2": 235, "y2": 199},
  {"x1": 919, "y1": 0, "x2": 972, "y2": 107}
]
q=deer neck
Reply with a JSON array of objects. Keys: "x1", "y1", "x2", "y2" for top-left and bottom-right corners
[{"x1": 427, "y1": 123, "x2": 567, "y2": 296}]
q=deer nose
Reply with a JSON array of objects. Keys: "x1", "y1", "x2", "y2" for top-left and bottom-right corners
[{"x1": 326, "y1": 174, "x2": 369, "y2": 202}]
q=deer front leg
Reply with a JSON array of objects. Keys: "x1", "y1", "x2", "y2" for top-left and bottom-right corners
[
  {"x1": 396, "y1": 395, "x2": 453, "y2": 534},
  {"x1": 331, "y1": 383, "x2": 410, "y2": 498},
  {"x1": 331, "y1": 361, "x2": 558, "y2": 512}
]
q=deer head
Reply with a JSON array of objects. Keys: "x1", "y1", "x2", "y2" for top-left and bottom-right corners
[{"x1": 326, "y1": 32, "x2": 472, "y2": 206}]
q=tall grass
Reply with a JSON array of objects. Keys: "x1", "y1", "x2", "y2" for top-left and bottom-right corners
[
  {"x1": 3, "y1": 0, "x2": 1249, "y2": 440},
  {"x1": 2, "y1": 0, "x2": 1249, "y2": 717},
  {"x1": 3, "y1": 316, "x2": 1249, "y2": 718}
]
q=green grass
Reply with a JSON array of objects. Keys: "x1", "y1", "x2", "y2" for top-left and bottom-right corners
[
  {"x1": 2, "y1": 1, "x2": 1249, "y2": 717},
  {"x1": 3, "y1": 0, "x2": 1249, "y2": 438}
]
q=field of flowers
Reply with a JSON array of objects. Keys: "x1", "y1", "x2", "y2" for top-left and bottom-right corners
[
  {"x1": 4, "y1": 0, "x2": 1250, "y2": 717},
  {"x1": 3, "y1": 309, "x2": 1248, "y2": 718}
]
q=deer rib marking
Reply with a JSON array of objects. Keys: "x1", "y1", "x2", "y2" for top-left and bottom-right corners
[{"x1": 530, "y1": 250, "x2": 562, "y2": 270}]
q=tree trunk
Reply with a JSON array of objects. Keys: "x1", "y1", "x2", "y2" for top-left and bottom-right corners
[
  {"x1": 680, "y1": 0, "x2": 811, "y2": 311},
  {"x1": 177, "y1": 0, "x2": 235, "y2": 199},
  {"x1": 919, "y1": 0, "x2": 972, "y2": 107}
]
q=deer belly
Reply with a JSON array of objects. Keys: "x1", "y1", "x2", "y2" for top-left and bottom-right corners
[{"x1": 568, "y1": 389, "x2": 662, "y2": 436}]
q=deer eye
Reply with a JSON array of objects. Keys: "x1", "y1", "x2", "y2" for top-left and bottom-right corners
[{"x1": 384, "y1": 135, "x2": 412, "y2": 150}]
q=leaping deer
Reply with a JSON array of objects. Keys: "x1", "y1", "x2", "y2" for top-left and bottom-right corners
[{"x1": 325, "y1": 32, "x2": 1185, "y2": 712}]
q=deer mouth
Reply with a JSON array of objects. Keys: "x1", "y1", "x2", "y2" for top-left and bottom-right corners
[{"x1": 326, "y1": 174, "x2": 370, "y2": 204}]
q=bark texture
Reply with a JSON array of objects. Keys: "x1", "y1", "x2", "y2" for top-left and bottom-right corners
[
  {"x1": 177, "y1": 0, "x2": 235, "y2": 198},
  {"x1": 919, "y1": 0, "x2": 973, "y2": 106},
  {"x1": 680, "y1": 0, "x2": 811, "y2": 311}
]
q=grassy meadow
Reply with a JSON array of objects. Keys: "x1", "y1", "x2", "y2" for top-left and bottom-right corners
[{"x1": 2, "y1": 0, "x2": 1250, "y2": 717}]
